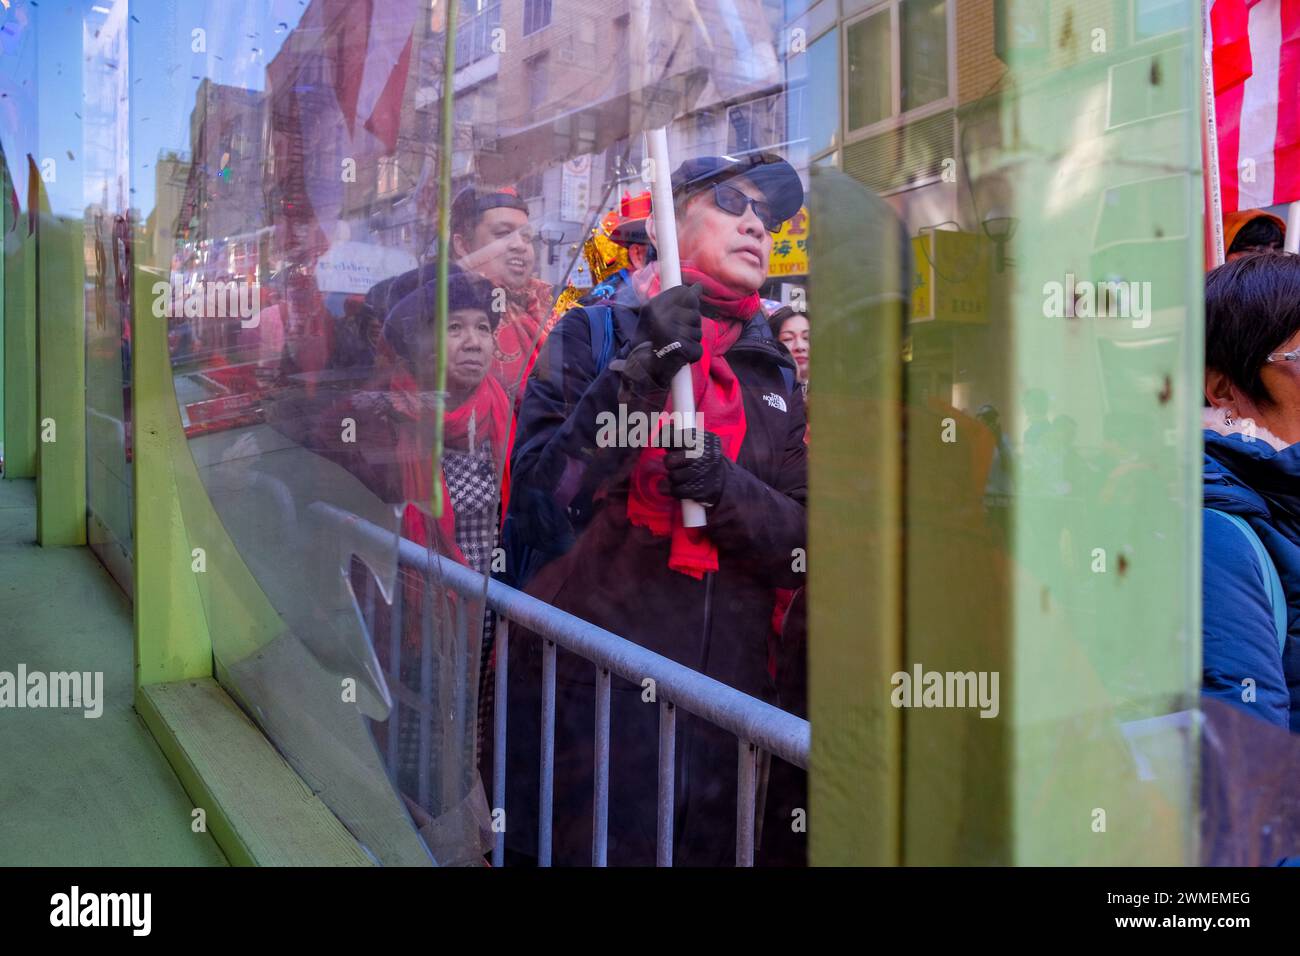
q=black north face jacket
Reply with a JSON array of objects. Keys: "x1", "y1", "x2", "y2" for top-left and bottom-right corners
[{"x1": 497, "y1": 281, "x2": 807, "y2": 866}]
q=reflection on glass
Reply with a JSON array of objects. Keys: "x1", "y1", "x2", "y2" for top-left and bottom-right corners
[
  {"x1": 83, "y1": 2, "x2": 135, "y2": 591},
  {"x1": 804, "y1": 29, "x2": 840, "y2": 157},
  {"x1": 846, "y1": 9, "x2": 891, "y2": 132},
  {"x1": 114, "y1": 0, "x2": 816, "y2": 866},
  {"x1": 900, "y1": 0, "x2": 947, "y2": 112},
  {"x1": 22, "y1": 0, "x2": 1257, "y2": 870}
]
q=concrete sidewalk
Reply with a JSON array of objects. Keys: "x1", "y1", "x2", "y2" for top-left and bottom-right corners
[{"x1": 0, "y1": 478, "x2": 226, "y2": 865}]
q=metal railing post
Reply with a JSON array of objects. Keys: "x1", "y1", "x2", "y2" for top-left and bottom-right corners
[
  {"x1": 314, "y1": 502, "x2": 810, "y2": 869},
  {"x1": 593, "y1": 667, "x2": 611, "y2": 866},
  {"x1": 417, "y1": 568, "x2": 435, "y2": 810},
  {"x1": 657, "y1": 701, "x2": 676, "y2": 867},
  {"x1": 539, "y1": 639, "x2": 556, "y2": 866},
  {"x1": 736, "y1": 739, "x2": 757, "y2": 867},
  {"x1": 386, "y1": 574, "x2": 403, "y2": 781},
  {"x1": 492, "y1": 619, "x2": 509, "y2": 867}
]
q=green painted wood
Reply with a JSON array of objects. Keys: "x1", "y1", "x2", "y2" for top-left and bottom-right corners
[
  {"x1": 131, "y1": 264, "x2": 214, "y2": 685},
  {"x1": 0, "y1": 478, "x2": 226, "y2": 866},
  {"x1": 128, "y1": 265, "x2": 402, "y2": 865},
  {"x1": 899, "y1": 7, "x2": 1200, "y2": 865},
  {"x1": 3, "y1": 159, "x2": 37, "y2": 480},
  {"x1": 807, "y1": 167, "x2": 907, "y2": 866},
  {"x1": 808, "y1": 3, "x2": 1200, "y2": 867},
  {"x1": 35, "y1": 212, "x2": 87, "y2": 546},
  {"x1": 137, "y1": 679, "x2": 373, "y2": 867},
  {"x1": 130, "y1": 259, "x2": 290, "y2": 684}
]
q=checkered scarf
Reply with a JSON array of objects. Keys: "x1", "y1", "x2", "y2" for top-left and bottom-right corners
[{"x1": 442, "y1": 440, "x2": 498, "y2": 575}]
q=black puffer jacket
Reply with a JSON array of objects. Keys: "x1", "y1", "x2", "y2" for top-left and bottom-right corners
[{"x1": 500, "y1": 280, "x2": 807, "y2": 866}]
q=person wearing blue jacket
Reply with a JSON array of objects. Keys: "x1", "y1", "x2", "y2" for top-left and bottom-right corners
[{"x1": 1203, "y1": 251, "x2": 1300, "y2": 732}]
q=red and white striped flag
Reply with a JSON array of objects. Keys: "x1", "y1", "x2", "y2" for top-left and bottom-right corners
[{"x1": 1210, "y1": 0, "x2": 1300, "y2": 213}]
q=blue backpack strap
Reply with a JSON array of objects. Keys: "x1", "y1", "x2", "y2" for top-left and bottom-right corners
[
  {"x1": 1207, "y1": 508, "x2": 1287, "y2": 655},
  {"x1": 585, "y1": 305, "x2": 615, "y2": 373}
]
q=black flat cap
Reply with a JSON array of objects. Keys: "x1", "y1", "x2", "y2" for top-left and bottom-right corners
[{"x1": 670, "y1": 152, "x2": 804, "y2": 224}]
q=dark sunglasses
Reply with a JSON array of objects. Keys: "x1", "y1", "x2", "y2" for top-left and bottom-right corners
[{"x1": 710, "y1": 182, "x2": 781, "y2": 233}]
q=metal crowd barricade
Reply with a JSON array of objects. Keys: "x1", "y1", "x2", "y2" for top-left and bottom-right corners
[{"x1": 313, "y1": 501, "x2": 810, "y2": 867}]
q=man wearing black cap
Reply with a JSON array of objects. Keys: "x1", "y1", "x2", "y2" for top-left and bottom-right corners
[
  {"x1": 501, "y1": 152, "x2": 808, "y2": 866},
  {"x1": 611, "y1": 215, "x2": 653, "y2": 274},
  {"x1": 450, "y1": 186, "x2": 556, "y2": 401}
]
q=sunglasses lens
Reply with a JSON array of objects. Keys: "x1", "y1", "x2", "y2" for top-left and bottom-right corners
[
  {"x1": 714, "y1": 183, "x2": 746, "y2": 215},
  {"x1": 714, "y1": 183, "x2": 781, "y2": 231}
]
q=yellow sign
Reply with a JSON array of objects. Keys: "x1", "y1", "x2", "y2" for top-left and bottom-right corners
[
  {"x1": 768, "y1": 205, "x2": 809, "y2": 277},
  {"x1": 911, "y1": 230, "x2": 987, "y2": 323},
  {"x1": 912, "y1": 238, "x2": 931, "y2": 319}
]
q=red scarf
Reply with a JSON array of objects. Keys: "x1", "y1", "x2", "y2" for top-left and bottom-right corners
[
  {"x1": 390, "y1": 368, "x2": 512, "y2": 562},
  {"x1": 625, "y1": 263, "x2": 755, "y2": 578},
  {"x1": 629, "y1": 261, "x2": 763, "y2": 321},
  {"x1": 490, "y1": 277, "x2": 559, "y2": 398}
]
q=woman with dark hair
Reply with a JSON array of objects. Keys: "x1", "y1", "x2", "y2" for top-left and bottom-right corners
[
  {"x1": 310, "y1": 269, "x2": 511, "y2": 864},
  {"x1": 768, "y1": 304, "x2": 809, "y2": 394},
  {"x1": 1223, "y1": 209, "x2": 1286, "y2": 262},
  {"x1": 1203, "y1": 251, "x2": 1300, "y2": 731}
]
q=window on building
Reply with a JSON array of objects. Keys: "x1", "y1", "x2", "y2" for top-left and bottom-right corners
[
  {"x1": 377, "y1": 155, "x2": 400, "y2": 197},
  {"x1": 846, "y1": 0, "x2": 950, "y2": 136},
  {"x1": 900, "y1": 0, "x2": 948, "y2": 111},
  {"x1": 727, "y1": 93, "x2": 785, "y2": 155},
  {"x1": 613, "y1": 12, "x2": 629, "y2": 54},
  {"x1": 456, "y1": 0, "x2": 501, "y2": 67},
  {"x1": 847, "y1": 7, "x2": 892, "y2": 130},
  {"x1": 526, "y1": 53, "x2": 549, "y2": 111},
  {"x1": 476, "y1": 79, "x2": 499, "y2": 128},
  {"x1": 517, "y1": 170, "x2": 544, "y2": 201},
  {"x1": 606, "y1": 137, "x2": 644, "y2": 186},
  {"x1": 523, "y1": 0, "x2": 552, "y2": 37},
  {"x1": 455, "y1": 79, "x2": 499, "y2": 129},
  {"x1": 805, "y1": 28, "x2": 839, "y2": 154}
]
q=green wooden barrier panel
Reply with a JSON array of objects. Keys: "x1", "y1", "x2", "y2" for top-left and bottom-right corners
[
  {"x1": 811, "y1": 1, "x2": 1201, "y2": 865},
  {"x1": 3, "y1": 155, "x2": 37, "y2": 481},
  {"x1": 34, "y1": 210, "x2": 87, "y2": 546}
]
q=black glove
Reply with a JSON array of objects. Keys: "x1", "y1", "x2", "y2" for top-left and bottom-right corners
[
  {"x1": 663, "y1": 429, "x2": 726, "y2": 506},
  {"x1": 624, "y1": 283, "x2": 704, "y2": 389}
]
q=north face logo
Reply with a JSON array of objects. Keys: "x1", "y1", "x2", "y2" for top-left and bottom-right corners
[{"x1": 762, "y1": 392, "x2": 787, "y2": 413}]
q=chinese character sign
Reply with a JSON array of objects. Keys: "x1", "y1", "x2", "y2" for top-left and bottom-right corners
[{"x1": 768, "y1": 204, "x2": 808, "y2": 277}]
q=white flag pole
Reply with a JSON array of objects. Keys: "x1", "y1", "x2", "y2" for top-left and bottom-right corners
[
  {"x1": 645, "y1": 127, "x2": 707, "y2": 528},
  {"x1": 1202, "y1": 0, "x2": 1226, "y2": 267}
]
